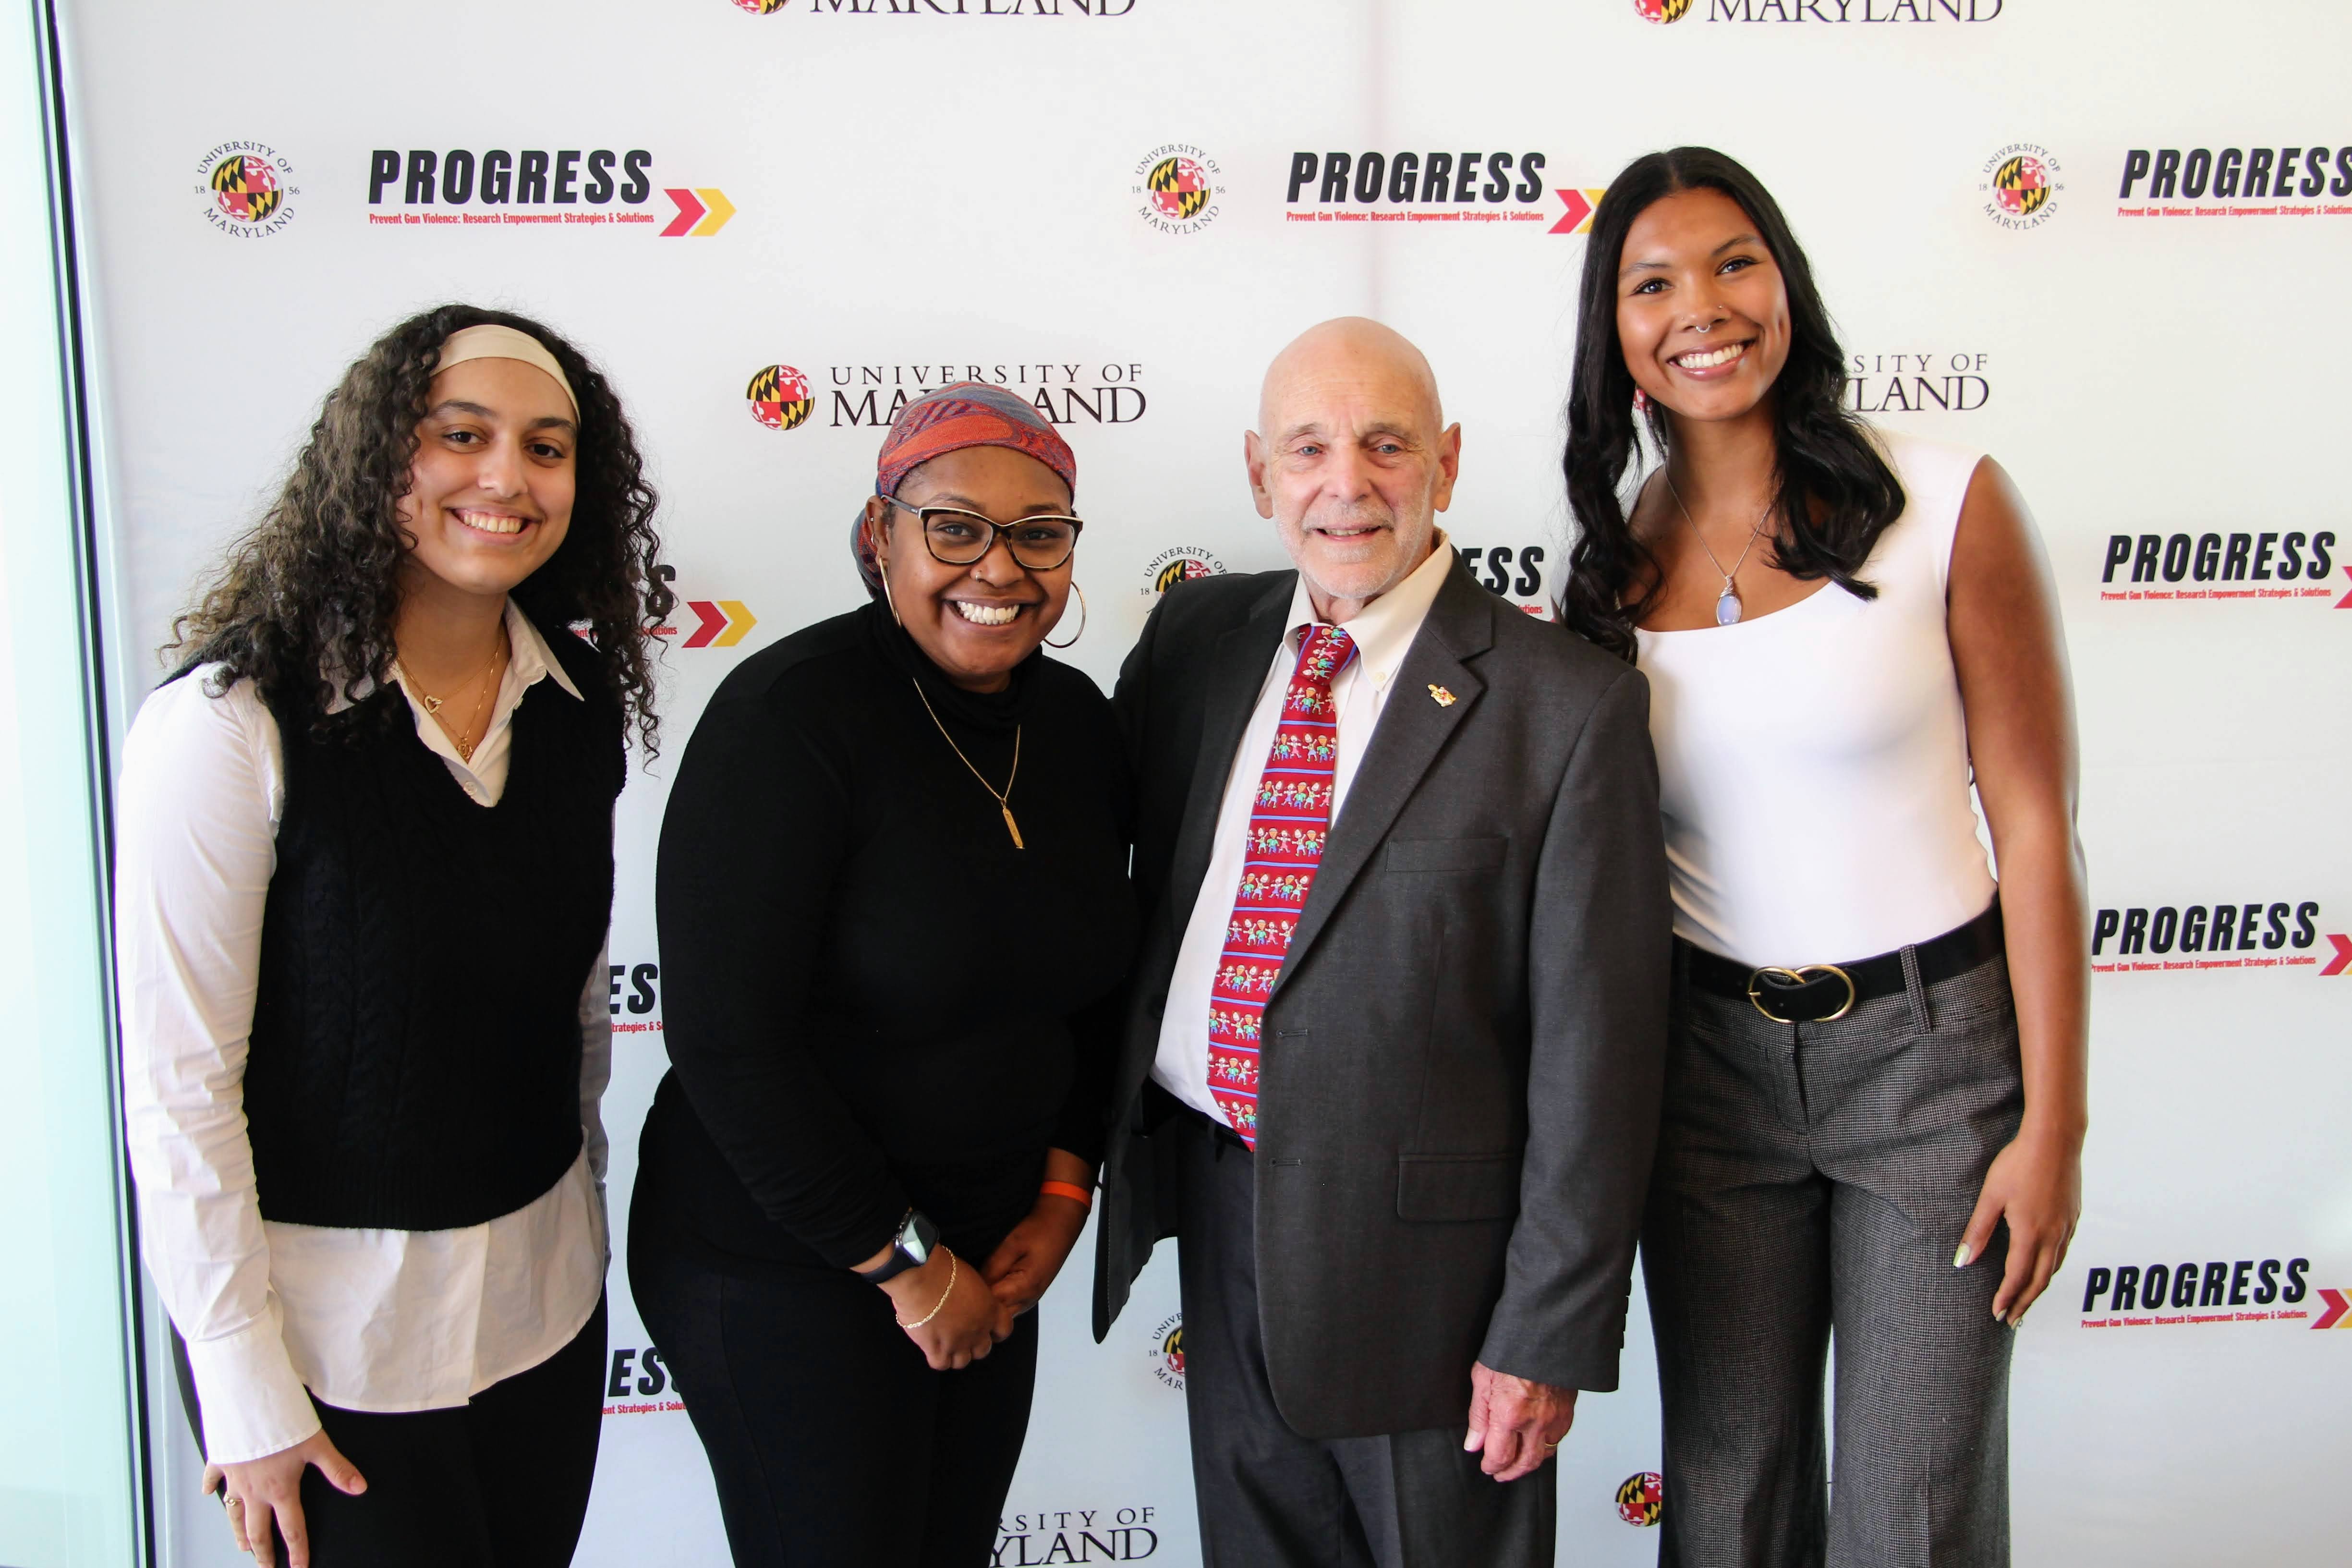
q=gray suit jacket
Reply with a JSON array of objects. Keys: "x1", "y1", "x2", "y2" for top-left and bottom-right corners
[{"x1": 1091, "y1": 557, "x2": 1672, "y2": 1438}]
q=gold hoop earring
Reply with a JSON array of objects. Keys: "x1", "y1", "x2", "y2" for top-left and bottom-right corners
[
  {"x1": 1043, "y1": 583, "x2": 1087, "y2": 649},
  {"x1": 877, "y1": 557, "x2": 904, "y2": 627}
]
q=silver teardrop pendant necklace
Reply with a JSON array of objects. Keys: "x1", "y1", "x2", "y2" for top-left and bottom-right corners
[{"x1": 1664, "y1": 472, "x2": 1772, "y2": 627}]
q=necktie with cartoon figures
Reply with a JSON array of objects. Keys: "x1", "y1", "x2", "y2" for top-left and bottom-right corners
[{"x1": 1206, "y1": 624, "x2": 1356, "y2": 1149}]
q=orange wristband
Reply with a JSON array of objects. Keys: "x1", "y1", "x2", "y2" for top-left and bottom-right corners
[{"x1": 1040, "y1": 1180, "x2": 1093, "y2": 1208}]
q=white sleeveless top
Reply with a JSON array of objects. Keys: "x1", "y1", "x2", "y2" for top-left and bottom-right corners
[{"x1": 1634, "y1": 429, "x2": 1996, "y2": 968}]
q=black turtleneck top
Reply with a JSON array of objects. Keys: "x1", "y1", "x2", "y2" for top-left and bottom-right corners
[{"x1": 635, "y1": 602, "x2": 1137, "y2": 1273}]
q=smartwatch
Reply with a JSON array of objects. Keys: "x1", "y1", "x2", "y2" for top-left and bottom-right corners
[{"x1": 855, "y1": 1208, "x2": 940, "y2": 1284}]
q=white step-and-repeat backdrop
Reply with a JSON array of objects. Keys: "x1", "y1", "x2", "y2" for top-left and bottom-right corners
[{"x1": 60, "y1": 0, "x2": 2349, "y2": 1562}]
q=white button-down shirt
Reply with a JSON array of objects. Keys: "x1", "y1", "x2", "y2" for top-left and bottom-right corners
[
  {"x1": 1151, "y1": 537, "x2": 1456, "y2": 1121},
  {"x1": 114, "y1": 600, "x2": 611, "y2": 1464}
]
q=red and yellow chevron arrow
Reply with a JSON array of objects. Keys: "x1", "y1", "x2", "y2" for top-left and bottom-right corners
[
  {"x1": 681, "y1": 600, "x2": 757, "y2": 648},
  {"x1": 2335, "y1": 565, "x2": 2352, "y2": 610},
  {"x1": 2313, "y1": 1288, "x2": 2350, "y2": 1329},
  {"x1": 661, "y1": 188, "x2": 737, "y2": 238},
  {"x1": 2321, "y1": 934, "x2": 2352, "y2": 977},
  {"x1": 1550, "y1": 187, "x2": 1608, "y2": 235}
]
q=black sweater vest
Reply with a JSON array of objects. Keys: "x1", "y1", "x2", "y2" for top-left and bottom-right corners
[{"x1": 243, "y1": 630, "x2": 623, "y2": 1231}]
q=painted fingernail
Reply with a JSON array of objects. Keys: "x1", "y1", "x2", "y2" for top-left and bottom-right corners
[{"x1": 1953, "y1": 1244, "x2": 1971, "y2": 1268}]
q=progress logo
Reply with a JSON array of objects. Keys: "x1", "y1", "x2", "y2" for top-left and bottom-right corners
[
  {"x1": 2077, "y1": 1253, "x2": 2352, "y2": 1332},
  {"x1": 366, "y1": 147, "x2": 734, "y2": 237},
  {"x1": 1284, "y1": 148, "x2": 1578, "y2": 233},
  {"x1": 2117, "y1": 141, "x2": 2352, "y2": 219},
  {"x1": 2097, "y1": 529, "x2": 2341, "y2": 606}
]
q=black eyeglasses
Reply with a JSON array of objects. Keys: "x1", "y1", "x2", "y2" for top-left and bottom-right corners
[{"x1": 878, "y1": 490, "x2": 1085, "y2": 571}]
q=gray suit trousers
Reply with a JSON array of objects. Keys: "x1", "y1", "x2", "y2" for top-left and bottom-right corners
[
  {"x1": 1172, "y1": 1108, "x2": 1555, "y2": 1568},
  {"x1": 1644, "y1": 944, "x2": 2024, "y2": 1568}
]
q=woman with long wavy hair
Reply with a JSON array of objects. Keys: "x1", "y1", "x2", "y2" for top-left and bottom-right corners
[
  {"x1": 1558, "y1": 149, "x2": 2087, "y2": 1565},
  {"x1": 114, "y1": 304, "x2": 671, "y2": 1568}
]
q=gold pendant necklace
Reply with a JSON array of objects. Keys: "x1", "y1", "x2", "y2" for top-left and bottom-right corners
[
  {"x1": 909, "y1": 677, "x2": 1023, "y2": 849},
  {"x1": 409, "y1": 627, "x2": 508, "y2": 765}
]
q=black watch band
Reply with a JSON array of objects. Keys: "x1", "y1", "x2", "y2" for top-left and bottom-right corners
[{"x1": 855, "y1": 1209, "x2": 939, "y2": 1284}]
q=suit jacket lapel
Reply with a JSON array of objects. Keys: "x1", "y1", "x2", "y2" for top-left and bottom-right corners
[
  {"x1": 1163, "y1": 573, "x2": 1295, "y2": 944},
  {"x1": 1273, "y1": 563, "x2": 1497, "y2": 996}
]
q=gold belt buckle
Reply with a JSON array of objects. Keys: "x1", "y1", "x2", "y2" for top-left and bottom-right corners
[{"x1": 1746, "y1": 963, "x2": 1857, "y2": 1024}]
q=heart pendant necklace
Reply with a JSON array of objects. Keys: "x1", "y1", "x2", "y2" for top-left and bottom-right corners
[
  {"x1": 1665, "y1": 472, "x2": 1772, "y2": 627},
  {"x1": 403, "y1": 629, "x2": 508, "y2": 763}
]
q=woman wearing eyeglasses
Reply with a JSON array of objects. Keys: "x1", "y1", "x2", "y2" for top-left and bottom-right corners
[{"x1": 630, "y1": 383, "x2": 1137, "y2": 1568}]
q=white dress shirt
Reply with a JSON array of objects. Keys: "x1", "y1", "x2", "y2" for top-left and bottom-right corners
[
  {"x1": 114, "y1": 601, "x2": 611, "y2": 1465},
  {"x1": 1152, "y1": 537, "x2": 1457, "y2": 1121}
]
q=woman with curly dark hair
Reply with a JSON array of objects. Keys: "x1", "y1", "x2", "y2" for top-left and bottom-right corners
[
  {"x1": 1558, "y1": 150, "x2": 2087, "y2": 1565},
  {"x1": 113, "y1": 304, "x2": 671, "y2": 1568}
]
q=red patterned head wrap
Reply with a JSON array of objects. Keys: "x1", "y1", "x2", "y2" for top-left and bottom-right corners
[{"x1": 853, "y1": 382, "x2": 1077, "y2": 600}]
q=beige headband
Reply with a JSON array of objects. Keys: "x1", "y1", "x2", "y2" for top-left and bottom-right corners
[{"x1": 432, "y1": 324, "x2": 579, "y2": 418}]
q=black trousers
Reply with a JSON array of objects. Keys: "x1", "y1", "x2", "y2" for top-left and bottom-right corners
[
  {"x1": 629, "y1": 1220, "x2": 1038, "y2": 1568},
  {"x1": 177, "y1": 1294, "x2": 607, "y2": 1568},
  {"x1": 1645, "y1": 945, "x2": 2023, "y2": 1568},
  {"x1": 1170, "y1": 1108, "x2": 1555, "y2": 1568}
]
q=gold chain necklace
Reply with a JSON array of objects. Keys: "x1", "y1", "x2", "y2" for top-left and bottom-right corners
[
  {"x1": 909, "y1": 677, "x2": 1023, "y2": 849},
  {"x1": 410, "y1": 627, "x2": 509, "y2": 765}
]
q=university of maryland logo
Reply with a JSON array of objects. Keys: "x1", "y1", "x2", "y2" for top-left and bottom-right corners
[
  {"x1": 1147, "y1": 1313, "x2": 1186, "y2": 1389},
  {"x1": 1147, "y1": 156, "x2": 1212, "y2": 221},
  {"x1": 1615, "y1": 1471, "x2": 1664, "y2": 1527},
  {"x1": 1132, "y1": 143, "x2": 1221, "y2": 234},
  {"x1": 734, "y1": 0, "x2": 789, "y2": 10},
  {"x1": 1636, "y1": 0, "x2": 1692, "y2": 21},
  {"x1": 1140, "y1": 545, "x2": 1226, "y2": 599},
  {"x1": 1992, "y1": 154, "x2": 2050, "y2": 217},
  {"x1": 1979, "y1": 143, "x2": 2062, "y2": 230},
  {"x1": 746, "y1": 364, "x2": 813, "y2": 431},
  {"x1": 1153, "y1": 556, "x2": 1214, "y2": 593},
  {"x1": 209, "y1": 155, "x2": 281, "y2": 223}
]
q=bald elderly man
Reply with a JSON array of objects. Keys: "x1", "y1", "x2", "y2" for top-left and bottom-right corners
[{"x1": 1091, "y1": 318, "x2": 1671, "y2": 1566}]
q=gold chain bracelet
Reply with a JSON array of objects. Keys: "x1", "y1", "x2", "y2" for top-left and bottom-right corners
[{"x1": 896, "y1": 1249, "x2": 959, "y2": 1328}]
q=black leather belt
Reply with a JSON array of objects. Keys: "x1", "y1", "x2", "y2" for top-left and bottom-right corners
[
  {"x1": 1142, "y1": 1080, "x2": 1252, "y2": 1153},
  {"x1": 1680, "y1": 899, "x2": 2005, "y2": 1024}
]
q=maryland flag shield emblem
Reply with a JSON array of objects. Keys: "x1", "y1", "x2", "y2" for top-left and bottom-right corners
[
  {"x1": 1992, "y1": 154, "x2": 2051, "y2": 217},
  {"x1": 746, "y1": 365, "x2": 815, "y2": 432},
  {"x1": 209, "y1": 155, "x2": 281, "y2": 223},
  {"x1": 1147, "y1": 157, "x2": 1212, "y2": 222}
]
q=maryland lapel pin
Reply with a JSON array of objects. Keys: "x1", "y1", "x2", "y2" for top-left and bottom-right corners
[{"x1": 1427, "y1": 684, "x2": 1456, "y2": 706}]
